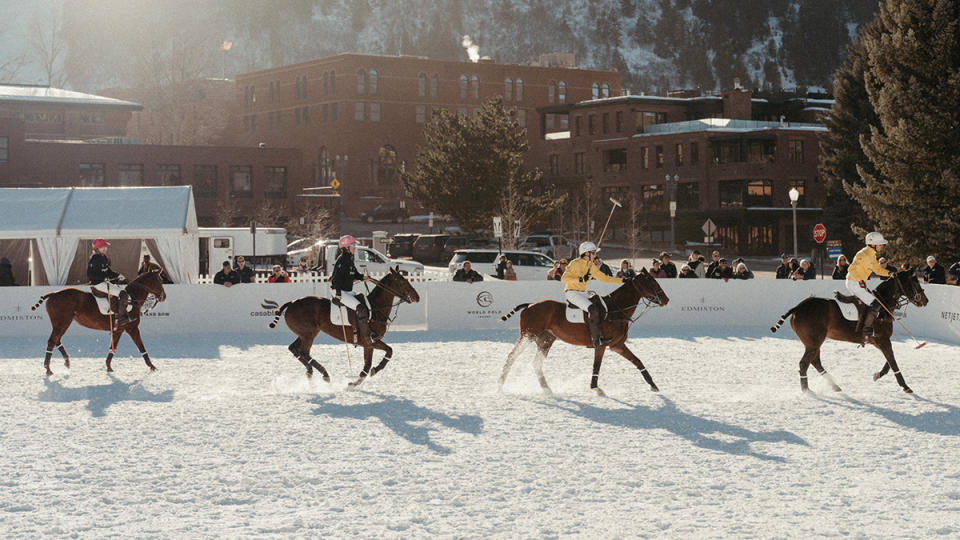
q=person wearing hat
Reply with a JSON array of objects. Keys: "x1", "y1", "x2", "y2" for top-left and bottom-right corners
[
  {"x1": 649, "y1": 258, "x2": 667, "y2": 278},
  {"x1": 687, "y1": 250, "x2": 706, "y2": 278},
  {"x1": 775, "y1": 254, "x2": 793, "y2": 279},
  {"x1": 846, "y1": 231, "x2": 891, "y2": 342},
  {"x1": 921, "y1": 255, "x2": 946, "y2": 284},
  {"x1": 562, "y1": 241, "x2": 627, "y2": 347},
  {"x1": 615, "y1": 259, "x2": 636, "y2": 279},
  {"x1": 552, "y1": 259, "x2": 568, "y2": 281},
  {"x1": 659, "y1": 251, "x2": 677, "y2": 278},
  {"x1": 0, "y1": 257, "x2": 18, "y2": 286},
  {"x1": 678, "y1": 263, "x2": 698, "y2": 278},
  {"x1": 710, "y1": 257, "x2": 733, "y2": 280},
  {"x1": 213, "y1": 261, "x2": 240, "y2": 287},
  {"x1": 950, "y1": 259, "x2": 960, "y2": 286},
  {"x1": 87, "y1": 238, "x2": 133, "y2": 327},
  {"x1": 332, "y1": 235, "x2": 376, "y2": 345}
]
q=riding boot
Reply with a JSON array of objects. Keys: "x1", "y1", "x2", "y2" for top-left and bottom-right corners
[
  {"x1": 354, "y1": 304, "x2": 378, "y2": 346},
  {"x1": 115, "y1": 290, "x2": 132, "y2": 327},
  {"x1": 587, "y1": 304, "x2": 610, "y2": 348},
  {"x1": 861, "y1": 305, "x2": 879, "y2": 344}
]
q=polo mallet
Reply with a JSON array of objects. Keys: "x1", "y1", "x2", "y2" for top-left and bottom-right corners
[
  {"x1": 595, "y1": 197, "x2": 623, "y2": 252},
  {"x1": 335, "y1": 299, "x2": 353, "y2": 372},
  {"x1": 871, "y1": 292, "x2": 926, "y2": 349}
]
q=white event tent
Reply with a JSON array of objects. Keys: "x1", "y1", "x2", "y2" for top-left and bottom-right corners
[{"x1": 0, "y1": 186, "x2": 198, "y2": 285}]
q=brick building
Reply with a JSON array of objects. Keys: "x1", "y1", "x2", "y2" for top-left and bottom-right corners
[
  {"x1": 535, "y1": 89, "x2": 830, "y2": 255},
  {"x1": 233, "y1": 53, "x2": 621, "y2": 217}
]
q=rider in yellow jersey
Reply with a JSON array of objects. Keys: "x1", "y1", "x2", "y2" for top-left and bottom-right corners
[
  {"x1": 561, "y1": 241, "x2": 626, "y2": 347},
  {"x1": 845, "y1": 231, "x2": 890, "y2": 342}
]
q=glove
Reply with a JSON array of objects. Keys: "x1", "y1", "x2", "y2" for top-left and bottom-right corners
[{"x1": 859, "y1": 280, "x2": 867, "y2": 289}]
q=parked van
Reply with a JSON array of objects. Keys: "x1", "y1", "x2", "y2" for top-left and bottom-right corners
[
  {"x1": 288, "y1": 240, "x2": 424, "y2": 276},
  {"x1": 447, "y1": 249, "x2": 554, "y2": 280},
  {"x1": 198, "y1": 227, "x2": 287, "y2": 276}
]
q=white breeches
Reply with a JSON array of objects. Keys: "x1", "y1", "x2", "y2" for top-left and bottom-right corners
[
  {"x1": 565, "y1": 290, "x2": 594, "y2": 311},
  {"x1": 92, "y1": 282, "x2": 125, "y2": 297},
  {"x1": 845, "y1": 279, "x2": 875, "y2": 305},
  {"x1": 336, "y1": 290, "x2": 361, "y2": 311}
]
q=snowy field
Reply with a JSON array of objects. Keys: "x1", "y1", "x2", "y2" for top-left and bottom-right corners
[{"x1": 1, "y1": 327, "x2": 959, "y2": 538}]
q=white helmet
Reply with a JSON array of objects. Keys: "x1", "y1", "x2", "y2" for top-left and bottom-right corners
[
  {"x1": 865, "y1": 231, "x2": 888, "y2": 246},
  {"x1": 578, "y1": 241, "x2": 598, "y2": 256}
]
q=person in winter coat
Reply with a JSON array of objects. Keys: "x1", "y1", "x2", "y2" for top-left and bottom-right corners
[
  {"x1": 0, "y1": 257, "x2": 18, "y2": 286},
  {"x1": 710, "y1": 258, "x2": 734, "y2": 281},
  {"x1": 678, "y1": 263, "x2": 698, "y2": 278},
  {"x1": 616, "y1": 259, "x2": 636, "y2": 279},
  {"x1": 595, "y1": 257, "x2": 613, "y2": 277},
  {"x1": 733, "y1": 262, "x2": 754, "y2": 279},
  {"x1": 921, "y1": 255, "x2": 947, "y2": 284},
  {"x1": 234, "y1": 256, "x2": 255, "y2": 283},
  {"x1": 331, "y1": 235, "x2": 376, "y2": 345},
  {"x1": 949, "y1": 260, "x2": 960, "y2": 286},
  {"x1": 453, "y1": 261, "x2": 484, "y2": 283},
  {"x1": 687, "y1": 251, "x2": 706, "y2": 278},
  {"x1": 705, "y1": 250, "x2": 721, "y2": 279},
  {"x1": 502, "y1": 260, "x2": 517, "y2": 281},
  {"x1": 87, "y1": 238, "x2": 133, "y2": 327},
  {"x1": 495, "y1": 255, "x2": 508, "y2": 279},
  {"x1": 268, "y1": 265, "x2": 291, "y2": 283},
  {"x1": 213, "y1": 261, "x2": 240, "y2": 287},
  {"x1": 561, "y1": 241, "x2": 625, "y2": 347},
  {"x1": 649, "y1": 259, "x2": 668, "y2": 278},
  {"x1": 832, "y1": 254, "x2": 849, "y2": 280},
  {"x1": 792, "y1": 259, "x2": 816, "y2": 280},
  {"x1": 775, "y1": 254, "x2": 793, "y2": 279},
  {"x1": 659, "y1": 252, "x2": 678, "y2": 278}
]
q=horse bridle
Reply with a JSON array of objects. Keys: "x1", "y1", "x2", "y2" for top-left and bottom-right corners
[
  {"x1": 366, "y1": 275, "x2": 416, "y2": 324},
  {"x1": 890, "y1": 272, "x2": 923, "y2": 308},
  {"x1": 606, "y1": 274, "x2": 664, "y2": 324}
]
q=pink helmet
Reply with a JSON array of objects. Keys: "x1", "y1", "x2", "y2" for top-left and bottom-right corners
[
  {"x1": 338, "y1": 235, "x2": 357, "y2": 248},
  {"x1": 93, "y1": 238, "x2": 110, "y2": 250}
]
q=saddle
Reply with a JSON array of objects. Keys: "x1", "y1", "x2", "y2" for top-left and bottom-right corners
[
  {"x1": 329, "y1": 294, "x2": 370, "y2": 326},
  {"x1": 565, "y1": 295, "x2": 608, "y2": 324},
  {"x1": 90, "y1": 287, "x2": 122, "y2": 316},
  {"x1": 833, "y1": 291, "x2": 866, "y2": 323}
]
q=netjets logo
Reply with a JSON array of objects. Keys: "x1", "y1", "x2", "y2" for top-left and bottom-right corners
[{"x1": 476, "y1": 291, "x2": 494, "y2": 307}]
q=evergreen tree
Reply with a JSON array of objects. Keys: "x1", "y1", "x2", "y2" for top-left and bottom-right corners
[
  {"x1": 852, "y1": 0, "x2": 960, "y2": 264},
  {"x1": 401, "y1": 97, "x2": 564, "y2": 233},
  {"x1": 819, "y1": 19, "x2": 884, "y2": 254}
]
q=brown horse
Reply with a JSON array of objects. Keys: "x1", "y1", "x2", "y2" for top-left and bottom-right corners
[
  {"x1": 498, "y1": 269, "x2": 669, "y2": 396},
  {"x1": 267, "y1": 267, "x2": 420, "y2": 386},
  {"x1": 31, "y1": 270, "x2": 168, "y2": 376},
  {"x1": 770, "y1": 270, "x2": 929, "y2": 394}
]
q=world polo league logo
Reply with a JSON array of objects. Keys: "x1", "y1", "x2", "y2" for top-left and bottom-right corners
[{"x1": 476, "y1": 291, "x2": 494, "y2": 307}]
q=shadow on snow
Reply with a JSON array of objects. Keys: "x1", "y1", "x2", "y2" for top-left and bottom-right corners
[
  {"x1": 309, "y1": 391, "x2": 484, "y2": 455},
  {"x1": 37, "y1": 375, "x2": 174, "y2": 417},
  {"x1": 815, "y1": 394, "x2": 960, "y2": 437}
]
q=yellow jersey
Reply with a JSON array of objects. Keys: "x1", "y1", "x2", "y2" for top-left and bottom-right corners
[
  {"x1": 561, "y1": 257, "x2": 623, "y2": 292},
  {"x1": 847, "y1": 246, "x2": 889, "y2": 282}
]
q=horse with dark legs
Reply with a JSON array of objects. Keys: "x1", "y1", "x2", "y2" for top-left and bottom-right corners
[
  {"x1": 31, "y1": 270, "x2": 167, "y2": 376},
  {"x1": 771, "y1": 270, "x2": 929, "y2": 394},
  {"x1": 268, "y1": 267, "x2": 420, "y2": 386},
  {"x1": 499, "y1": 269, "x2": 669, "y2": 396}
]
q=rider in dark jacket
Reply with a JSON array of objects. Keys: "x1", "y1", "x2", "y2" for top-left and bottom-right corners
[
  {"x1": 332, "y1": 236, "x2": 376, "y2": 345},
  {"x1": 87, "y1": 238, "x2": 132, "y2": 327}
]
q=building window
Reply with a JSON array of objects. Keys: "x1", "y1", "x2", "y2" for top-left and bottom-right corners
[
  {"x1": 377, "y1": 145, "x2": 398, "y2": 185},
  {"x1": 640, "y1": 147, "x2": 649, "y2": 169},
  {"x1": 243, "y1": 116, "x2": 249, "y2": 133},
  {"x1": 602, "y1": 148, "x2": 627, "y2": 172},
  {"x1": 0, "y1": 136, "x2": 7, "y2": 162},
  {"x1": 677, "y1": 182, "x2": 700, "y2": 210},
  {"x1": 322, "y1": 104, "x2": 328, "y2": 123},
  {"x1": 574, "y1": 152, "x2": 585, "y2": 174},
  {"x1": 548, "y1": 81, "x2": 556, "y2": 104},
  {"x1": 276, "y1": 110, "x2": 282, "y2": 129},
  {"x1": 558, "y1": 81, "x2": 566, "y2": 104},
  {"x1": 641, "y1": 184, "x2": 665, "y2": 212},
  {"x1": 249, "y1": 115, "x2": 256, "y2": 133},
  {"x1": 323, "y1": 72, "x2": 329, "y2": 95},
  {"x1": 601, "y1": 113, "x2": 609, "y2": 134},
  {"x1": 516, "y1": 78, "x2": 523, "y2": 101},
  {"x1": 356, "y1": 69, "x2": 366, "y2": 95},
  {"x1": 157, "y1": 164, "x2": 181, "y2": 186},
  {"x1": 592, "y1": 83, "x2": 599, "y2": 100},
  {"x1": 418, "y1": 73, "x2": 427, "y2": 96},
  {"x1": 471, "y1": 75, "x2": 479, "y2": 98},
  {"x1": 230, "y1": 166, "x2": 253, "y2": 198},
  {"x1": 615, "y1": 111, "x2": 623, "y2": 133},
  {"x1": 303, "y1": 106, "x2": 309, "y2": 125},
  {"x1": 789, "y1": 139, "x2": 804, "y2": 163},
  {"x1": 716, "y1": 224, "x2": 739, "y2": 248},
  {"x1": 331, "y1": 103, "x2": 338, "y2": 121},
  {"x1": 79, "y1": 163, "x2": 105, "y2": 187},
  {"x1": 675, "y1": 143, "x2": 684, "y2": 166},
  {"x1": 369, "y1": 102, "x2": 381, "y2": 122},
  {"x1": 719, "y1": 180, "x2": 744, "y2": 208},
  {"x1": 549, "y1": 154, "x2": 560, "y2": 175},
  {"x1": 355, "y1": 102, "x2": 365, "y2": 121},
  {"x1": 416, "y1": 104, "x2": 426, "y2": 123},
  {"x1": 268, "y1": 111, "x2": 274, "y2": 130},
  {"x1": 601, "y1": 83, "x2": 610, "y2": 98},
  {"x1": 264, "y1": 166, "x2": 287, "y2": 198},
  {"x1": 194, "y1": 165, "x2": 217, "y2": 198},
  {"x1": 330, "y1": 71, "x2": 336, "y2": 95},
  {"x1": 574, "y1": 116, "x2": 582, "y2": 137},
  {"x1": 691, "y1": 142, "x2": 699, "y2": 164},
  {"x1": 588, "y1": 115, "x2": 596, "y2": 135},
  {"x1": 460, "y1": 75, "x2": 468, "y2": 99},
  {"x1": 748, "y1": 224, "x2": 777, "y2": 252},
  {"x1": 430, "y1": 73, "x2": 438, "y2": 97},
  {"x1": 504, "y1": 77, "x2": 513, "y2": 101},
  {"x1": 546, "y1": 114, "x2": 555, "y2": 130},
  {"x1": 655, "y1": 146, "x2": 664, "y2": 168},
  {"x1": 368, "y1": 70, "x2": 378, "y2": 95},
  {"x1": 118, "y1": 164, "x2": 144, "y2": 186}
]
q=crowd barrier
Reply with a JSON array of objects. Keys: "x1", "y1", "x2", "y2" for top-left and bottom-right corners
[{"x1": 2, "y1": 280, "x2": 958, "y2": 345}]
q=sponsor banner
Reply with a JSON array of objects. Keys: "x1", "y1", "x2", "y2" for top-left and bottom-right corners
[{"x1": 1, "y1": 280, "x2": 958, "y2": 344}]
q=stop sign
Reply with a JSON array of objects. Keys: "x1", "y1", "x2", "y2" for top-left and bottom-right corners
[{"x1": 813, "y1": 223, "x2": 827, "y2": 243}]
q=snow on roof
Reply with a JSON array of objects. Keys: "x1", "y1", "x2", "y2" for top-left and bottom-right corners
[{"x1": 0, "y1": 84, "x2": 142, "y2": 110}]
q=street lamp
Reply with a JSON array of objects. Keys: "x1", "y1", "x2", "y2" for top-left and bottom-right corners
[
  {"x1": 666, "y1": 174, "x2": 679, "y2": 251},
  {"x1": 789, "y1": 187, "x2": 800, "y2": 260}
]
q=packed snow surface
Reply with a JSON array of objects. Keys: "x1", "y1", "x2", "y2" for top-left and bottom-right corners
[{"x1": 1, "y1": 327, "x2": 958, "y2": 538}]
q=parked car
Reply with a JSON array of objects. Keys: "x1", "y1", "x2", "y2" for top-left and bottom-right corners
[
  {"x1": 387, "y1": 233, "x2": 419, "y2": 258},
  {"x1": 359, "y1": 204, "x2": 406, "y2": 223},
  {"x1": 287, "y1": 240, "x2": 424, "y2": 276},
  {"x1": 412, "y1": 234, "x2": 451, "y2": 265},
  {"x1": 447, "y1": 249, "x2": 554, "y2": 280},
  {"x1": 519, "y1": 234, "x2": 576, "y2": 260}
]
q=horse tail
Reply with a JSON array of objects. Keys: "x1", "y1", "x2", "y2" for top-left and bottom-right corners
[
  {"x1": 500, "y1": 303, "x2": 530, "y2": 322},
  {"x1": 31, "y1": 292, "x2": 55, "y2": 311},
  {"x1": 264, "y1": 299, "x2": 290, "y2": 329},
  {"x1": 770, "y1": 306, "x2": 798, "y2": 333}
]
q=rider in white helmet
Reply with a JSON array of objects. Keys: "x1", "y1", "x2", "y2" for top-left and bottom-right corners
[
  {"x1": 561, "y1": 241, "x2": 627, "y2": 347},
  {"x1": 845, "y1": 231, "x2": 890, "y2": 342}
]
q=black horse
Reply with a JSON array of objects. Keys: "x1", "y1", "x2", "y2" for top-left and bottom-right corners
[{"x1": 771, "y1": 270, "x2": 929, "y2": 393}]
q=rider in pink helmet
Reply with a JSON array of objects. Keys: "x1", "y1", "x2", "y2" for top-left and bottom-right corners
[
  {"x1": 88, "y1": 238, "x2": 131, "y2": 328},
  {"x1": 332, "y1": 234, "x2": 375, "y2": 345},
  {"x1": 338, "y1": 235, "x2": 358, "y2": 248}
]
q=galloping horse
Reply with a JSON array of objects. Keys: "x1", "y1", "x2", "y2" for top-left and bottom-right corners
[
  {"x1": 499, "y1": 269, "x2": 669, "y2": 395},
  {"x1": 32, "y1": 270, "x2": 167, "y2": 376},
  {"x1": 770, "y1": 270, "x2": 929, "y2": 393},
  {"x1": 267, "y1": 267, "x2": 420, "y2": 386}
]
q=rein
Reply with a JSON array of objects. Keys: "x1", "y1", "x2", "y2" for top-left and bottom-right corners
[
  {"x1": 604, "y1": 278, "x2": 661, "y2": 324},
  {"x1": 366, "y1": 276, "x2": 411, "y2": 325}
]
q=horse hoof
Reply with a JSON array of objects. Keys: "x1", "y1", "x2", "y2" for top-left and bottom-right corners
[
  {"x1": 106, "y1": 367, "x2": 114, "y2": 373},
  {"x1": 873, "y1": 372, "x2": 883, "y2": 382},
  {"x1": 322, "y1": 376, "x2": 331, "y2": 384},
  {"x1": 832, "y1": 386, "x2": 843, "y2": 392},
  {"x1": 592, "y1": 387, "x2": 606, "y2": 397},
  {"x1": 903, "y1": 387, "x2": 914, "y2": 394},
  {"x1": 649, "y1": 385, "x2": 660, "y2": 393},
  {"x1": 45, "y1": 370, "x2": 53, "y2": 377}
]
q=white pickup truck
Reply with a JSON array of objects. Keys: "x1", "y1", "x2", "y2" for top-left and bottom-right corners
[{"x1": 288, "y1": 240, "x2": 424, "y2": 276}]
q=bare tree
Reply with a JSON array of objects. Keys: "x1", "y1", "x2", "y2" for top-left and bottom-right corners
[
  {"x1": 253, "y1": 200, "x2": 288, "y2": 228},
  {"x1": 29, "y1": 7, "x2": 67, "y2": 87},
  {"x1": 214, "y1": 198, "x2": 242, "y2": 227}
]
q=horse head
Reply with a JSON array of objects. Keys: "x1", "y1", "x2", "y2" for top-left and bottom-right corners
[
  {"x1": 895, "y1": 270, "x2": 928, "y2": 307},
  {"x1": 383, "y1": 266, "x2": 420, "y2": 304},
  {"x1": 129, "y1": 269, "x2": 167, "y2": 304},
  {"x1": 627, "y1": 268, "x2": 669, "y2": 307}
]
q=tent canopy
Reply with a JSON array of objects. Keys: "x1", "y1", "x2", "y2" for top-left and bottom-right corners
[{"x1": 0, "y1": 186, "x2": 198, "y2": 284}]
